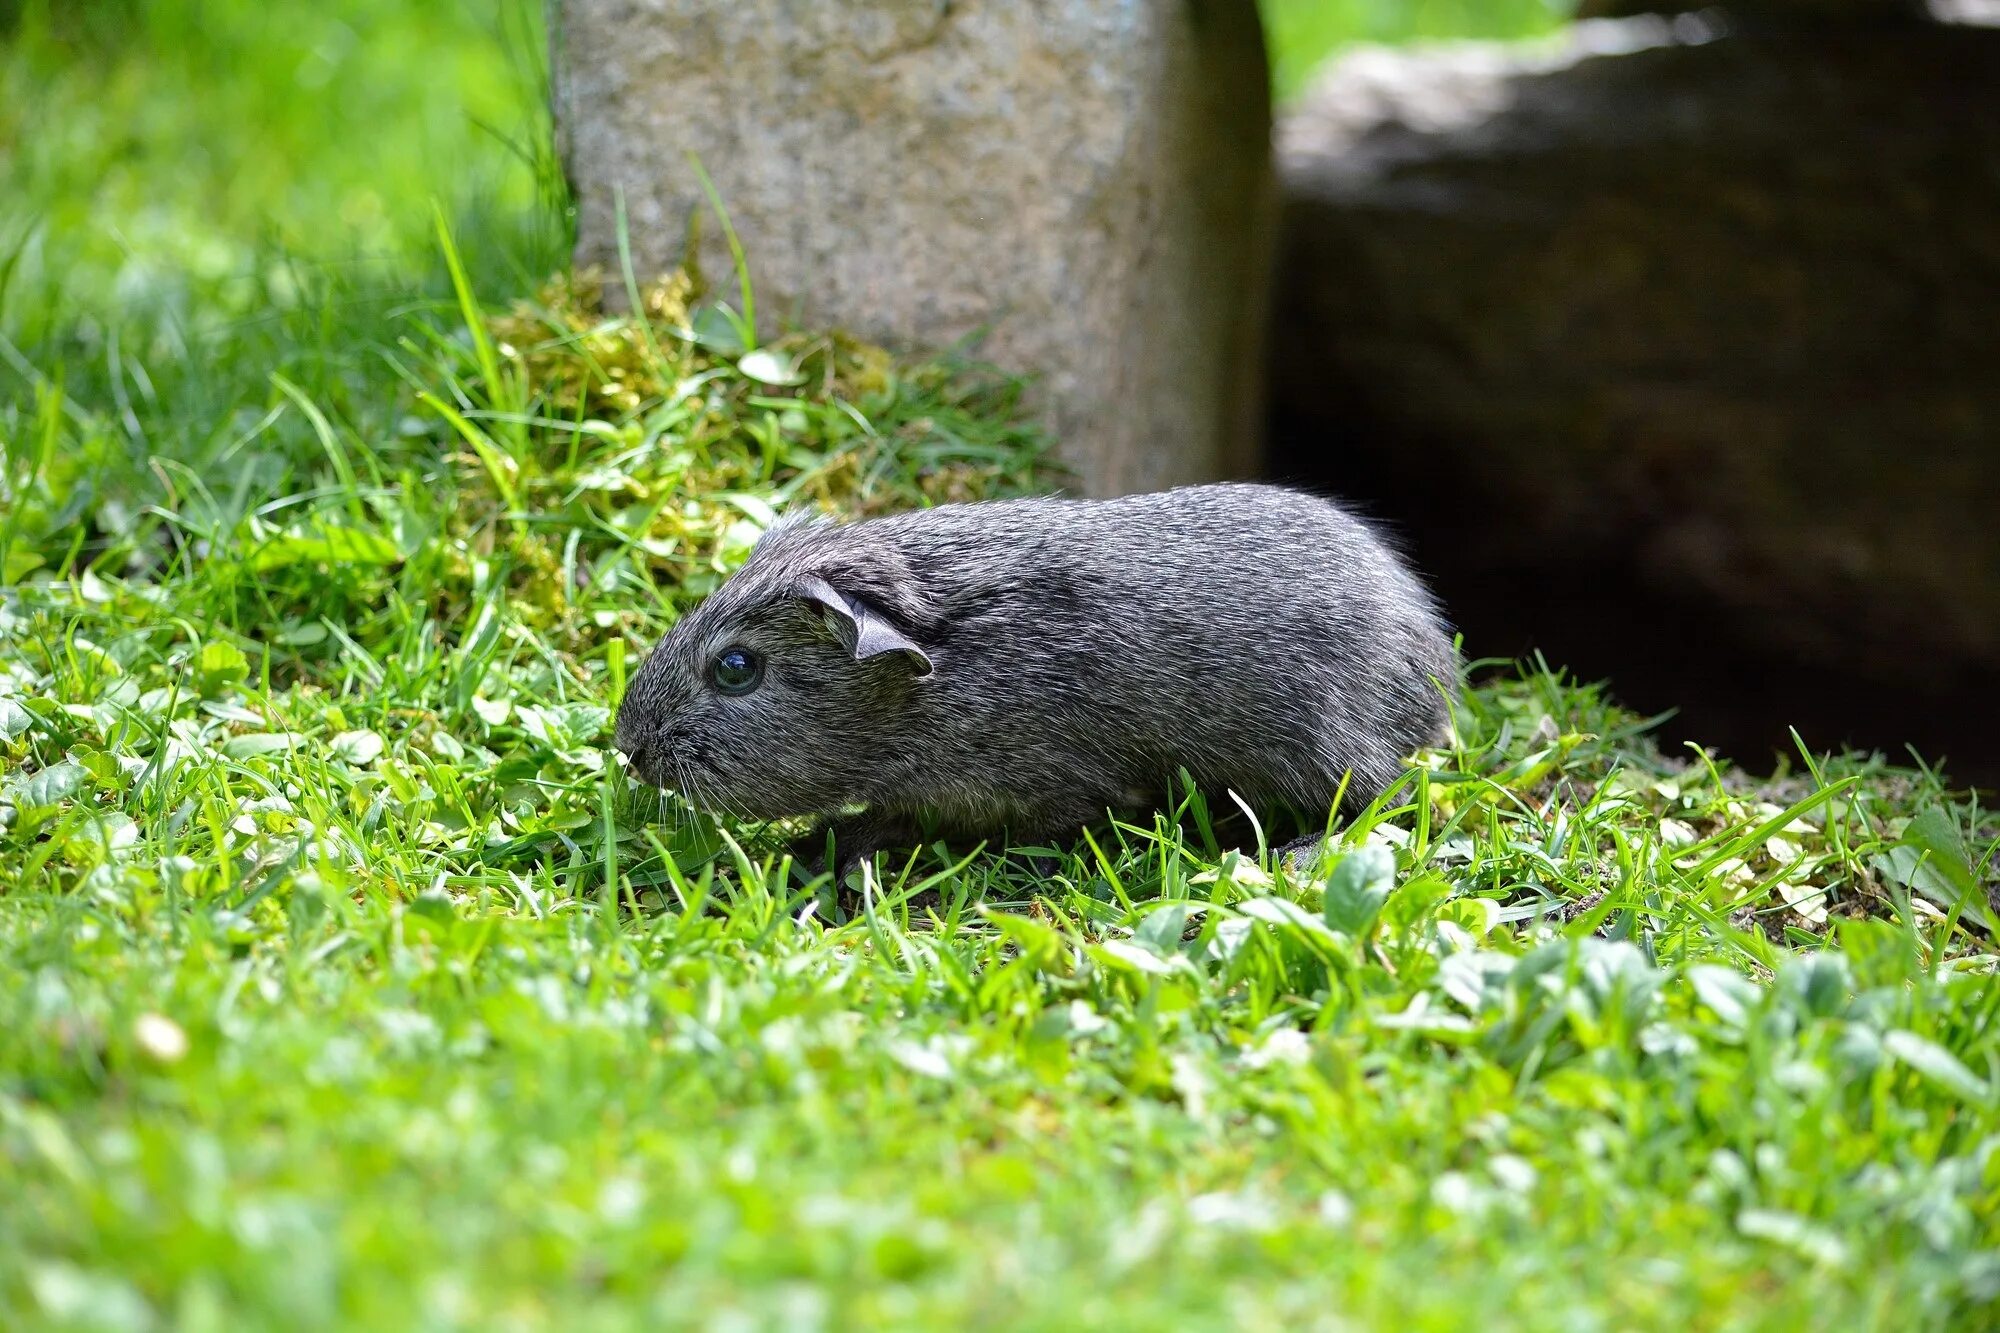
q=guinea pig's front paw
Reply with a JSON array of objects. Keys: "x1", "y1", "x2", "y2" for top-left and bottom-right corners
[
  {"x1": 821, "y1": 812, "x2": 922, "y2": 879},
  {"x1": 782, "y1": 825, "x2": 833, "y2": 884},
  {"x1": 784, "y1": 814, "x2": 901, "y2": 891},
  {"x1": 1275, "y1": 832, "x2": 1334, "y2": 878}
]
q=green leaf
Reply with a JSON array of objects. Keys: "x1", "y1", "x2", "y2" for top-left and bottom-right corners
[
  {"x1": 683, "y1": 305, "x2": 746, "y2": 356},
  {"x1": 1092, "y1": 940, "x2": 1184, "y2": 977},
  {"x1": 407, "y1": 889, "x2": 457, "y2": 925},
  {"x1": 71, "y1": 812, "x2": 137, "y2": 854},
  {"x1": 194, "y1": 641, "x2": 250, "y2": 697},
  {"x1": 1888, "y1": 808, "x2": 1984, "y2": 911},
  {"x1": 738, "y1": 348, "x2": 805, "y2": 387},
  {"x1": 6, "y1": 760, "x2": 89, "y2": 809},
  {"x1": 1687, "y1": 965, "x2": 1760, "y2": 1032},
  {"x1": 0, "y1": 697, "x2": 32, "y2": 742},
  {"x1": 331, "y1": 729, "x2": 385, "y2": 766},
  {"x1": 1831, "y1": 1022, "x2": 1885, "y2": 1078},
  {"x1": 1435, "y1": 895, "x2": 1500, "y2": 939},
  {"x1": 222, "y1": 733, "x2": 293, "y2": 760},
  {"x1": 72, "y1": 748, "x2": 124, "y2": 791},
  {"x1": 1134, "y1": 902, "x2": 1194, "y2": 959},
  {"x1": 2, "y1": 549, "x2": 44, "y2": 582},
  {"x1": 1236, "y1": 895, "x2": 1342, "y2": 945},
  {"x1": 1382, "y1": 872, "x2": 1451, "y2": 931},
  {"x1": 1436, "y1": 950, "x2": 1516, "y2": 1013},
  {"x1": 1324, "y1": 844, "x2": 1396, "y2": 935},
  {"x1": 1883, "y1": 1030, "x2": 1992, "y2": 1107},
  {"x1": 1776, "y1": 953, "x2": 1851, "y2": 1021},
  {"x1": 470, "y1": 696, "x2": 511, "y2": 728},
  {"x1": 516, "y1": 704, "x2": 610, "y2": 751}
]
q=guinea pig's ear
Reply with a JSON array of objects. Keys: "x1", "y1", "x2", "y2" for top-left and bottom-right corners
[{"x1": 794, "y1": 576, "x2": 934, "y2": 677}]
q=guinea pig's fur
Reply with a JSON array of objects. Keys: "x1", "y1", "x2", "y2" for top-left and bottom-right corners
[{"x1": 613, "y1": 483, "x2": 1456, "y2": 873}]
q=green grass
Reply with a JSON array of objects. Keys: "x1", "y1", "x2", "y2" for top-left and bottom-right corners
[
  {"x1": 1261, "y1": 0, "x2": 1567, "y2": 99},
  {"x1": 5, "y1": 1, "x2": 2000, "y2": 1329}
]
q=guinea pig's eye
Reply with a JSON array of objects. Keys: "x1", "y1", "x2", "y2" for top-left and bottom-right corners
[{"x1": 710, "y1": 646, "x2": 765, "y2": 696}]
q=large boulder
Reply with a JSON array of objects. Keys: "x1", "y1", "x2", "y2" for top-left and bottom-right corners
[
  {"x1": 1269, "y1": 15, "x2": 2000, "y2": 777},
  {"x1": 552, "y1": 0, "x2": 1273, "y2": 497}
]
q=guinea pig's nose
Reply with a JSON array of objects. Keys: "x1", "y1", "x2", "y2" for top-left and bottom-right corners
[
  {"x1": 619, "y1": 742, "x2": 661, "y2": 787},
  {"x1": 610, "y1": 719, "x2": 657, "y2": 785}
]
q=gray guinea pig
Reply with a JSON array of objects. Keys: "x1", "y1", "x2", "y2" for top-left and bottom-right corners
[{"x1": 613, "y1": 482, "x2": 1456, "y2": 873}]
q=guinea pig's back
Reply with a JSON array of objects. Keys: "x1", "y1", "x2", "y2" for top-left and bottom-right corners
[
  {"x1": 873, "y1": 484, "x2": 1453, "y2": 804},
  {"x1": 1076, "y1": 485, "x2": 1455, "y2": 797},
  {"x1": 1047, "y1": 484, "x2": 1445, "y2": 677}
]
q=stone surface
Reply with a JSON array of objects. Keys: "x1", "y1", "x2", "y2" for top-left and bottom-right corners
[
  {"x1": 1269, "y1": 17, "x2": 2000, "y2": 777},
  {"x1": 553, "y1": 0, "x2": 1273, "y2": 497}
]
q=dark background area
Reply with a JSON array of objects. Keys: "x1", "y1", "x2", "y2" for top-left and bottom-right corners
[{"x1": 1266, "y1": 10, "x2": 2000, "y2": 786}]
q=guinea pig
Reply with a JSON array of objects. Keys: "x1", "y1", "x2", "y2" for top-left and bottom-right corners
[{"x1": 612, "y1": 482, "x2": 1456, "y2": 875}]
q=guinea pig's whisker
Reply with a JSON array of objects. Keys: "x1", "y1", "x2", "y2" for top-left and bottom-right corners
[
  {"x1": 672, "y1": 755, "x2": 715, "y2": 821},
  {"x1": 677, "y1": 752, "x2": 746, "y2": 826},
  {"x1": 711, "y1": 785, "x2": 753, "y2": 828}
]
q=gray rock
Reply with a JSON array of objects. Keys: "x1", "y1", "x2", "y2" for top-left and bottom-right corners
[
  {"x1": 1270, "y1": 17, "x2": 2000, "y2": 777},
  {"x1": 552, "y1": 0, "x2": 1274, "y2": 497}
]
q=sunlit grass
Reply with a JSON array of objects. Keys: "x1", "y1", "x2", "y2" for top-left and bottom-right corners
[
  {"x1": 6, "y1": 246, "x2": 1996, "y2": 1326},
  {"x1": 1260, "y1": 0, "x2": 1566, "y2": 99}
]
